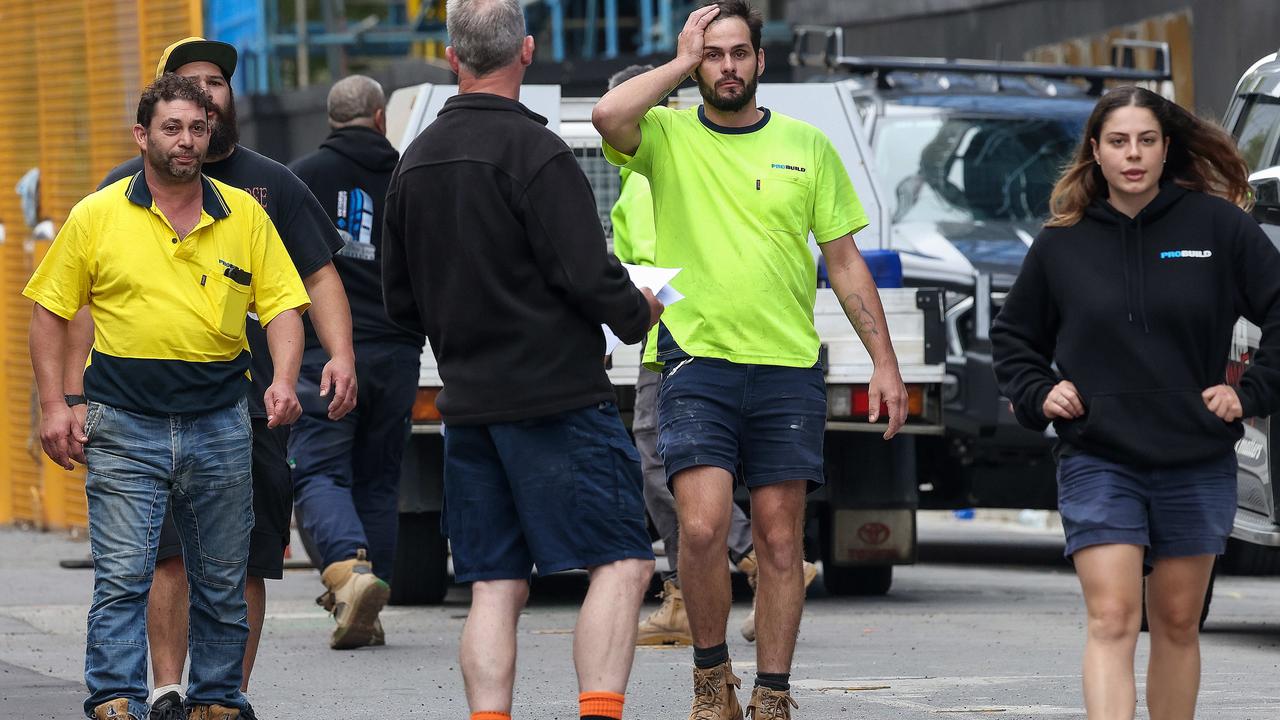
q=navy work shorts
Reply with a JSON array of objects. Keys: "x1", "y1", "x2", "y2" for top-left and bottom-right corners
[
  {"x1": 657, "y1": 356, "x2": 827, "y2": 491},
  {"x1": 442, "y1": 401, "x2": 653, "y2": 582},
  {"x1": 1057, "y1": 450, "x2": 1238, "y2": 567}
]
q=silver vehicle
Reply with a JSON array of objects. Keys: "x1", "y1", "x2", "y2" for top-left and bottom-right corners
[
  {"x1": 790, "y1": 28, "x2": 1173, "y2": 514},
  {"x1": 1224, "y1": 49, "x2": 1280, "y2": 575}
]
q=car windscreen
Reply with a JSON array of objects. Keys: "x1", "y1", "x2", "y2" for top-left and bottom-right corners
[{"x1": 875, "y1": 113, "x2": 1085, "y2": 224}]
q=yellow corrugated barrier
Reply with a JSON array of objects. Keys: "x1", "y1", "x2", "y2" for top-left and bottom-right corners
[{"x1": 0, "y1": 0, "x2": 199, "y2": 530}]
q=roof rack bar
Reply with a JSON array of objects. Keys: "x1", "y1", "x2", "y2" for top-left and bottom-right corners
[{"x1": 791, "y1": 27, "x2": 1174, "y2": 96}]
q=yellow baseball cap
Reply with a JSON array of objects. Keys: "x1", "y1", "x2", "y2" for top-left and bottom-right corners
[{"x1": 155, "y1": 37, "x2": 237, "y2": 80}]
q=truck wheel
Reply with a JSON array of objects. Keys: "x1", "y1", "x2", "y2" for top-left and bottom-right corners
[
  {"x1": 389, "y1": 511, "x2": 449, "y2": 605},
  {"x1": 1140, "y1": 559, "x2": 1216, "y2": 632},
  {"x1": 822, "y1": 564, "x2": 892, "y2": 596},
  {"x1": 1220, "y1": 538, "x2": 1280, "y2": 575}
]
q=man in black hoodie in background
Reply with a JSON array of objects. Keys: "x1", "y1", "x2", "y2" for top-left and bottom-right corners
[{"x1": 288, "y1": 75, "x2": 425, "y2": 650}]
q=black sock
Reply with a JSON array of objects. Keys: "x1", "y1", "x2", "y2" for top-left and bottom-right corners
[
  {"x1": 693, "y1": 642, "x2": 729, "y2": 669},
  {"x1": 755, "y1": 672, "x2": 790, "y2": 692}
]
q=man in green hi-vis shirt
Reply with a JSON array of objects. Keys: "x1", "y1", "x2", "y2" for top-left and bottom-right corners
[{"x1": 594, "y1": 2, "x2": 908, "y2": 718}]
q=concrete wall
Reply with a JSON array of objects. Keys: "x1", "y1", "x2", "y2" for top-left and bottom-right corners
[
  {"x1": 237, "y1": 58, "x2": 455, "y2": 163},
  {"x1": 787, "y1": 0, "x2": 1279, "y2": 118}
]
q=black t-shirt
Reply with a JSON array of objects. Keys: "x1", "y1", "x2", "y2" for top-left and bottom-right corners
[
  {"x1": 288, "y1": 126, "x2": 424, "y2": 349},
  {"x1": 101, "y1": 147, "x2": 343, "y2": 417}
]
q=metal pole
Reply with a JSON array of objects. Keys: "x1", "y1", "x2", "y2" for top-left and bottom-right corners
[
  {"x1": 296, "y1": 0, "x2": 310, "y2": 88},
  {"x1": 604, "y1": 0, "x2": 618, "y2": 58}
]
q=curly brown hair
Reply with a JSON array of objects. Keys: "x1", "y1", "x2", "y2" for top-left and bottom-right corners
[
  {"x1": 136, "y1": 73, "x2": 211, "y2": 129},
  {"x1": 1047, "y1": 86, "x2": 1251, "y2": 227}
]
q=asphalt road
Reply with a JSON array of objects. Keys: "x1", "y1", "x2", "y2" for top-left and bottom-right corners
[{"x1": 3, "y1": 514, "x2": 1279, "y2": 719}]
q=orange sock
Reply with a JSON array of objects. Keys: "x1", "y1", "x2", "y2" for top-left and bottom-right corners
[
  {"x1": 471, "y1": 713, "x2": 510, "y2": 720},
  {"x1": 579, "y1": 691, "x2": 625, "y2": 719}
]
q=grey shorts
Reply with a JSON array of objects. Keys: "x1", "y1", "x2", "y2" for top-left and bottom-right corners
[{"x1": 1056, "y1": 450, "x2": 1238, "y2": 568}]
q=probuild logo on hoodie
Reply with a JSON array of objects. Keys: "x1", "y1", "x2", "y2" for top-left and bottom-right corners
[{"x1": 1159, "y1": 249, "x2": 1213, "y2": 260}]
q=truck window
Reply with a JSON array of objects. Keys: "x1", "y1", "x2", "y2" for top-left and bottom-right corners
[
  {"x1": 875, "y1": 115, "x2": 1081, "y2": 224},
  {"x1": 1233, "y1": 95, "x2": 1280, "y2": 173}
]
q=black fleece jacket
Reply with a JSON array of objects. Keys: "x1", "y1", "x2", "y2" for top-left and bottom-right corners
[
  {"x1": 382, "y1": 93, "x2": 650, "y2": 425},
  {"x1": 992, "y1": 183, "x2": 1280, "y2": 467}
]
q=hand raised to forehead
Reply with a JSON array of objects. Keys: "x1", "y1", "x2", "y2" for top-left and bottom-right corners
[{"x1": 677, "y1": 5, "x2": 721, "y2": 73}]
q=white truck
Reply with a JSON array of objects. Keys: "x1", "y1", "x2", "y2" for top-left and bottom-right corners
[{"x1": 383, "y1": 83, "x2": 946, "y2": 604}]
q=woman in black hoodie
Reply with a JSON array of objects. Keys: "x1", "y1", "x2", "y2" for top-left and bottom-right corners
[{"x1": 992, "y1": 86, "x2": 1280, "y2": 719}]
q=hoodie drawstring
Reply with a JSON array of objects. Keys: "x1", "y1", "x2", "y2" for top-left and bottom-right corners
[
  {"x1": 1135, "y1": 214, "x2": 1150, "y2": 334},
  {"x1": 1121, "y1": 223, "x2": 1134, "y2": 324}
]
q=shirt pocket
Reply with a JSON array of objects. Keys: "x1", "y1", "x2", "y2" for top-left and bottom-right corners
[
  {"x1": 205, "y1": 272, "x2": 252, "y2": 339},
  {"x1": 759, "y1": 173, "x2": 812, "y2": 235}
]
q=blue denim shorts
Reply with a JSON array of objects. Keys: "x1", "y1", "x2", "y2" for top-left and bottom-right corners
[
  {"x1": 1057, "y1": 450, "x2": 1238, "y2": 567},
  {"x1": 441, "y1": 401, "x2": 653, "y2": 582},
  {"x1": 657, "y1": 356, "x2": 827, "y2": 490}
]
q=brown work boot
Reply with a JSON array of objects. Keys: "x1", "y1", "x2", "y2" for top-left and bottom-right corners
[
  {"x1": 186, "y1": 706, "x2": 239, "y2": 720},
  {"x1": 688, "y1": 660, "x2": 743, "y2": 720},
  {"x1": 637, "y1": 579, "x2": 692, "y2": 646},
  {"x1": 745, "y1": 685, "x2": 799, "y2": 719},
  {"x1": 321, "y1": 548, "x2": 390, "y2": 650},
  {"x1": 92, "y1": 698, "x2": 133, "y2": 720},
  {"x1": 739, "y1": 553, "x2": 818, "y2": 643}
]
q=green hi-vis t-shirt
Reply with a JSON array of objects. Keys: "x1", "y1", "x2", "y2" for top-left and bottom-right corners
[
  {"x1": 611, "y1": 167, "x2": 657, "y2": 267},
  {"x1": 604, "y1": 105, "x2": 868, "y2": 368}
]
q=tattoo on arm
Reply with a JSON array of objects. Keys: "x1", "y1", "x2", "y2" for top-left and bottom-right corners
[{"x1": 842, "y1": 292, "x2": 879, "y2": 340}]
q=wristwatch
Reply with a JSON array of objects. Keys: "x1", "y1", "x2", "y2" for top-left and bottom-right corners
[{"x1": 64, "y1": 394, "x2": 87, "y2": 407}]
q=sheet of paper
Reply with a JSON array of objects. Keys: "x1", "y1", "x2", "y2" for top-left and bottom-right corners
[{"x1": 602, "y1": 264, "x2": 682, "y2": 355}]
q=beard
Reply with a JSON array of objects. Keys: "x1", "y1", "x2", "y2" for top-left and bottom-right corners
[
  {"x1": 697, "y1": 68, "x2": 758, "y2": 114},
  {"x1": 207, "y1": 90, "x2": 240, "y2": 158},
  {"x1": 145, "y1": 141, "x2": 203, "y2": 182}
]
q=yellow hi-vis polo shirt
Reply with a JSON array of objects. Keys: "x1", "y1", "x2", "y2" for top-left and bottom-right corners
[{"x1": 23, "y1": 171, "x2": 310, "y2": 415}]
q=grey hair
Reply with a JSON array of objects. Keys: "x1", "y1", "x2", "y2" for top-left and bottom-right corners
[
  {"x1": 446, "y1": 0, "x2": 527, "y2": 77},
  {"x1": 608, "y1": 64, "x2": 654, "y2": 91},
  {"x1": 327, "y1": 75, "x2": 385, "y2": 125}
]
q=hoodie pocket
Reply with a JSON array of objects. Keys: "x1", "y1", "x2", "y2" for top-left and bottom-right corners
[{"x1": 1065, "y1": 389, "x2": 1242, "y2": 466}]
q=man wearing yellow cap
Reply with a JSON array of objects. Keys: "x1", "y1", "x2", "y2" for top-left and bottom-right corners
[{"x1": 83, "y1": 37, "x2": 359, "y2": 720}]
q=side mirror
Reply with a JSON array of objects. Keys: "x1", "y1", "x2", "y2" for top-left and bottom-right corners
[{"x1": 1251, "y1": 173, "x2": 1280, "y2": 225}]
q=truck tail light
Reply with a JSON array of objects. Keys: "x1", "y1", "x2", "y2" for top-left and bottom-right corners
[
  {"x1": 412, "y1": 388, "x2": 442, "y2": 422},
  {"x1": 827, "y1": 384, "x2": 925, "y2": 419}
]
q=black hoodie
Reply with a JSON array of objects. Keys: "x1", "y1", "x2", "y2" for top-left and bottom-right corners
[
  {"x1": 289, "y1": 125, "x2": 424, "y2": 348},
  {"x1": 991, "y1": 183, "x2": 1280, "y2": 467}
]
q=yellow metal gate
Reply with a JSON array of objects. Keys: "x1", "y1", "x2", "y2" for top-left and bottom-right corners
[{"x1": 0, "y1": 0, "x2": 200, "y2": 530}]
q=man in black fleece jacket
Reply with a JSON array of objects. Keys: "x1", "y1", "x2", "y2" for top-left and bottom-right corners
[
  {"x1": 288, "y1": 75, "x2": 425, "y2": 650},
  {"x1": 380, "y1": 1, "x2": 663, "y2": 717}
]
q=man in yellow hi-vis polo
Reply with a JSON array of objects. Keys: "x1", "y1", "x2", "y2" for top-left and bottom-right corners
[{"x1": 24, "y1": 74, "x2": 309, "y2": 720}]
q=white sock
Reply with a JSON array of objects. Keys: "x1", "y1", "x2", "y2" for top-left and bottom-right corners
[{"x1": 148, "y1": 684, "x2": 184, "y2": 704}]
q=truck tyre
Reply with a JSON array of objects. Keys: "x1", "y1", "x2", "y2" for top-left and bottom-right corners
[
  {"x1": 1220, "y1": 538, "x2": 1280, "y2": 575},
  {"x1": 388, "y1": 511, "x2": 449, "y2": 605},
  {"x1": 1140, "y1": 559, "x2": 1215, "y2": 632},
  {"x1": 822, "y1": 564, "x2": 893, "y2": 596}
]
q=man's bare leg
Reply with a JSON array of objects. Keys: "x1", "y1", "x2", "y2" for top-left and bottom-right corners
[
  {"x1": 241, "y1": 577, "x2": 266, "y2": 691},
  {"x1": 148, "y1": 556, "x2": 189, "y2": 687},
  {"x1": 575, "y1": 558, "x2": 654, "y2": 691},
  {"x1": 747, "y1": 480, "x2": 807, "y2": 674},
  {"x1": 461, "y1": 579, "x2": 529, "y2": 714},
  {"x1": 672, "y1": 466, "x2": 736, "y2": 647}
]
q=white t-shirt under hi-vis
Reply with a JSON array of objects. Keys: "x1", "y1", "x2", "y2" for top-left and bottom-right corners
[{"x1": 604, "y1": 105, "x2": 868, "y2": 368}]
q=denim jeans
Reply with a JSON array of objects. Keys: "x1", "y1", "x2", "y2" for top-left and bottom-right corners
[
  {"x1": 291, "y1": 343, "x2": 420, "y2": 581},
  {"x1": 82, "y1": 398, "x2": 253, "y2": 719}
]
